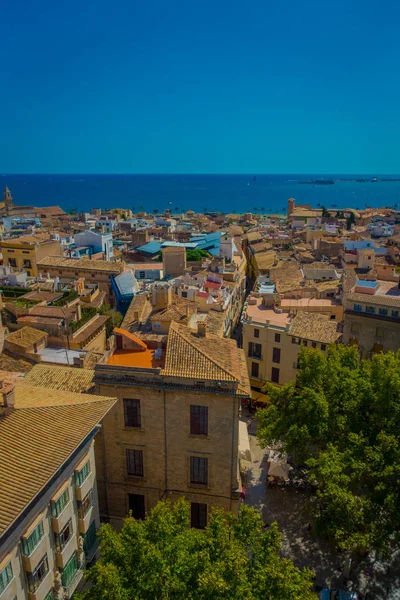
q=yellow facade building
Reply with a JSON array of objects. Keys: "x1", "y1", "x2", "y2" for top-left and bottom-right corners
[
  {"x1": 1, "y1": 235, "x2": 62, "y2": 278},
  {"x1": 242, "y1": 295, "x2": 341, "y2": 388}
]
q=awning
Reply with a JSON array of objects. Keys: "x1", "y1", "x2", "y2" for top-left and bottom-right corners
[{"x1": 251, "y1": 389, "x2": 269, "y2": 404}]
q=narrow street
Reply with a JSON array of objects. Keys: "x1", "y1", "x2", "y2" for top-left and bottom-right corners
[{"x1": 242, "y1": 412, "x2": 400, "y2": 599}]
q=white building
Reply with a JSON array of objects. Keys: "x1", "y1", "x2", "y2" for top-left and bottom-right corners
[{"x1": 74, "y1": 230, "x2": 114, "y2": 260}]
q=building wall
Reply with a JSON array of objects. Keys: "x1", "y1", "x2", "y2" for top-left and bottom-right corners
[
  {"x1": 2, "y1": 240, "x2": 62, "y2": 278},
  {"x1": 40, "y1": 266, "x2": 117, "y2": 305},
  {"x1": 95, "y1": 381, "x2": 240, "y2": 529},
  {"x1": 342, "y1": 307, "x2": 400, "y2": 357},
  {"x1": 0, "y1": 441, "x2": 100, "y2": 600},
  {"x1": 162, "y1": 248, "x2": 187, "y2": 277},
  {"x1": 243, "y1": 320, "x2": 330, "y2": 387}
]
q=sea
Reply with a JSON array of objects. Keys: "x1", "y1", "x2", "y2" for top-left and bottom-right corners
[{"x1": 3, "y1": 174, "x2": 400, "y2": 215}]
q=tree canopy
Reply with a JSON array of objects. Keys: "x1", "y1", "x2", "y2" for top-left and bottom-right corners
[
  {"x1": 257, "y1": 345, "x2": 400, "y2": 556},
  {"x1": 76, "y1": 499, "x2": 315, "y2": 600}
]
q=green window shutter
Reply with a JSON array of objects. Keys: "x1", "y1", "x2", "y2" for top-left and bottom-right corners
[
  {"x1": 61, "y1": 552, "x2": 78, "y2": 588},
  {"x1": 84, "y1": 521, "x2": 97, "y2": 553}
]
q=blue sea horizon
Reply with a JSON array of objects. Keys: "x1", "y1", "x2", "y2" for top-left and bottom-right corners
[{"x1": 2, "y1": 174, "x2": 400, "y2": 214}]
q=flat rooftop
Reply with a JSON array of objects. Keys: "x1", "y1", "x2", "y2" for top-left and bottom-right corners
[
  {"x1": 245, "y1": 297, "x2": 291, "y2": 327},
  {"x1": 107, "y1": 349, "x2": 164, "y2": 369}
]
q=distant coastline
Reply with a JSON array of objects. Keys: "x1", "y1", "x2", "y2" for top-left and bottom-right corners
[{"x1": 2, "y1": 174, "x2": 400, "y2": 214}]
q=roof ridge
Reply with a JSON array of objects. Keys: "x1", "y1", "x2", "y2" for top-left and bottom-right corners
[{"x1": 168, "y1": 322, "x2": 239, "y2": 381}]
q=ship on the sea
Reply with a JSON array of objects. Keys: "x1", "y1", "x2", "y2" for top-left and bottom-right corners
[{"x1": 299, "y1": 179, "x2": 335, "y2": 185}]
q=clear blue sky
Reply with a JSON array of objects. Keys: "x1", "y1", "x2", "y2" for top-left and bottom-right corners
[{"x1": 2, "y1": 0, "x2": 400, "y2": 174}]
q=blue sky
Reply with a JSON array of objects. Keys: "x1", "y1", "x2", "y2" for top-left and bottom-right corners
[{"x1": 1, "y1": 0, "x2": 400, "y2": 173}]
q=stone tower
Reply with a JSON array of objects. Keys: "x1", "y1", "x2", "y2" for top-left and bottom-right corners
[
  {"x1": 3, "y1": 186, "x2": 13, "y2": 214},
  {"x1": 287, "y1": 197, "x2": 295, "y2": 216}
]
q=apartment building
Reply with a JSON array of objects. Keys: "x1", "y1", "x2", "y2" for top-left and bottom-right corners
[
  {"x1": 92, "y1": 321, "x2": 250, "y2": 529},
  {"x1": 0, "y1": 383, "x2": 116, "y2": 600},
  {"x1": 242, "y1": 295, "x2": 341, "y2": 387},
  {"x1": 37, "y1": 256, "x2": 124, "y2": 305},
  {"x1": 1, "y1": 235, "x2": 62, "y2": 278},
  {"x1": 343, "y1": 276, "x2": 400, "y2": 356}
]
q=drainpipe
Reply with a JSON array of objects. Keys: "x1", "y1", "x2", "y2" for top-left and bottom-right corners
[
  {"x1": 101, "y1": 425, "x2": 110, "y2": 521},
  {"x1": 230, "y1": 387, "x2": 236, "y2": 512},
  {"x1": 163, "y1": 388, "x2": 168, "y2": 498}
]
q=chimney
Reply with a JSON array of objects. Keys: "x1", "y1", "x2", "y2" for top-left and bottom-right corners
[{"x1": 197, "y1": 321, "x2": 207, "y2": 338}]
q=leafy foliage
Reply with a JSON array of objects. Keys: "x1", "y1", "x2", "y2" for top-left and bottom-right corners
[
  {"x1": 257, "y1": 346, "x2": 400, "y2": 555},
  {"x1": 186, "y1": 249, "x2": 209, "y2": 261},
  {"x1": 346, "y1": 211, "x2": 356, "y2": 230},
  {"x1": 76, "y1": 499, "x2": 315, "y2": 600},
  {"x1": 98, "y1": 303, "x2": 123, "y2": 337}
]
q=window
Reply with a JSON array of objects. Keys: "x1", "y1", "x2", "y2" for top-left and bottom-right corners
[
  {"x1": 248, "y1": 342, "x2": 262, "y2": 359},
  {"x1": 251, "y1": 362, "x2": 259, "y2": 378},
  {"x1": 84, "y1": 520, "x2": 98, "y2": 554},
  {"x1": 271, "y1": 367, "x2": 280, "y2": 384},
  {"x1": 302, "y1": 340, "x2": 308, "y2": 346},
  {"x1": 61, "y1": 552, "x2": 78, "y2": 589},
  {"x1": 330, "y1": 315, "x2": 336, "y2": 320},
  {"x1": 139, "y1": 271, "x2": 145, "y2": 279},
  {"x1": 366, "y1": 306, "x2": 375, "y2": 314},
  {"x1": 190, "y1": 405, "x2": 208, "y2": 435},
  {"x1": 272, "y1": 347, "x2": 281, "y2": 364},
  {"x1": 78, "y1": 489, "x2": 94, "y2": 519},
  {"x1": 311, "y1": 341, "x2": 317, "y2": 348},
  {"x1": 254, "y1": 328, "x2": 260, "y2": 338},
  {"x1": 351, "y1": 322, "x2": 361, "y2": 334},
  {"x1": 27, "y1": 555, "x2": 49, "y2": 593},
  {"x1": 128, "y1": 494, "x2": 145, "y2": 520},
  {"x1": 75, "y1": 460, "x2": 91, "y2": 487},
  {"x1": 22, "y1": 521, "x2": 44, "y2": 556},
  {"x1": 51, "y1": 488, "x2": 70, "y2": 518},
  {"x1": 190, "y1": 456, "x2": 208, "y2": 485},
  {"x1": 274, "y1": 333, "x2": 281, "y2": 343},
  {"x1": 191, "y1": 502, "x2": 207, "y2": 529},
  {"x1": 0, "y1": 561, "x2": 13, "y2": 594},
  {"x1": 321, "y1": 344, "x2": 326, "y2": 351},
  {"x1": 392, "y1": 310, "x2": 399, "y2": 318},
  {"x1": 54, "y1": 519, "x2": 73, "y2": 552},
  {"x1": 126, "y1": 449, "x2": 144, "y2": 477},
  {"x1": 181, "y1": 291, "x2": 188, "y2": 298},
  {"x1": 124, "y1": 399, "x2": 141, "y2": 428},
  {"x1": 353, "y1": 304, "x2": 363, "y2": 311},
  {"x1": 376, "y1": 327, "x2": 385, "y2": 339},
  {"x1": 8, "y1": 258, "x2": 16, "y2": 267},
  {"x1": 379, "y1": 308, "x2": 388, "y2": 316},
  {"x1": 23, "y1": 259, "x2": 32, "y2": 269}
]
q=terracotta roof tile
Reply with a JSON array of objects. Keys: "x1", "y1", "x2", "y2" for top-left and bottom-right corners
[
  {"x1": 5, "y1": 326, "x2": 47, "y2": 349},
  {"x1": 162, "y1": 322, "x2": 241, "y2": 382},
  {"x1": 23, "y1": 365, "x2": 95, "y2": 393},
  {"x1": 0, "y1": 395, "x2": 116, "y2": 536},
  {"x1": 289, "y1": 312, "x2": 341, "y2": 344}
]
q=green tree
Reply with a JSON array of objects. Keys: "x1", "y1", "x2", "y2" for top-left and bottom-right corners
[
  {"x1": 98, "y1": 303, "x2": 123, "y2": 337},
  {"x1": 186, "y1": 249, "x2": 209, "y2": 261},
  {"x1": 346, "y1": 211, "x2": 356, "y2": 230},
  {"x1": 321, "y1": 206, "x2": 331, "y2": 218},
  {"x1": 335, "y1": 210, "x2": 345, "y2": 219},
  {"x1": 76, "y1": 499, "x2": 315, "y2": 600},
  {"x1": 257, "y1": 346, "x2": 400, "y2": 555}
]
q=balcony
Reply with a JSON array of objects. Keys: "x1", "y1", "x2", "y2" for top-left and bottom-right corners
[
  {"x1": 75, "y1": 471, "x2": 93, "y2": 502},
  {"x1": 27, "y1": 570, "x2": 52, "y2": 600},
  {"x1": 78, "y1": 505, "x2": 94, "y2": 535},
  {"x1": 55, "y1": 535, "x2": 76, "y2": 569}
]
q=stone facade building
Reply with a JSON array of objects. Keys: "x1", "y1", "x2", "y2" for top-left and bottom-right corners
[{"x1": 93, "y1": 322, "x2": 250, "y2": 529}]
